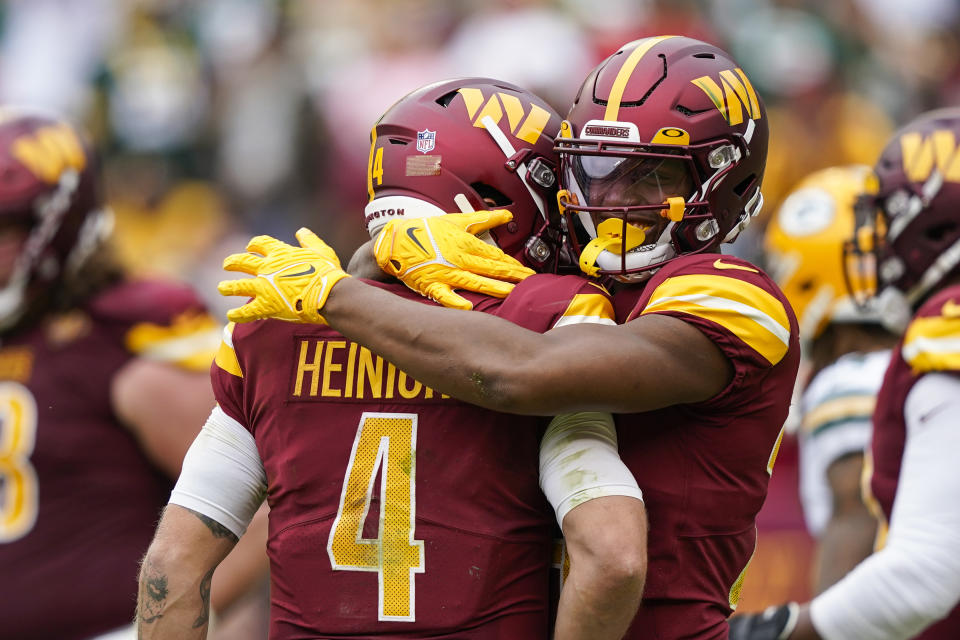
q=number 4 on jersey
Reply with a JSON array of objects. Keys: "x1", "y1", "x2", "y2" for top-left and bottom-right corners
[{"x1": 327, "y1": 412, "x2": 425, "y2": 621}]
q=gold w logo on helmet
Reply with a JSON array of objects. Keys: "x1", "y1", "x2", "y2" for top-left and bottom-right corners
[
  {"x1": 12, "y1": 124, "x2": 86, "y2": 184},
  {"x1": 690, "y1": 68, "x2": 761, "y2": 126},
  {"x1": 900, "y1": 130, "x2": 960, "y2": 183},
  {"x1": 456, "y1": 89, "x2": 552, "y2": 144}
]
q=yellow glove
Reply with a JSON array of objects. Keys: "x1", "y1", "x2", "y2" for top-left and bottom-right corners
[
  {"x1": 218, "y1": 228, "x2": 350, "y2": 324},
  {"x1": 373, "y1": 210, "x2": 535, "y2": 310}
]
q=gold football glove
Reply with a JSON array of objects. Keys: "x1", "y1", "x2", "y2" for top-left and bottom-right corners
[
  {"x1": 373, "y1": 210, "x2": 535, "y2": 310},
  {"x1": 218, "y1": 228, "x2": 350, "y2": 324}
]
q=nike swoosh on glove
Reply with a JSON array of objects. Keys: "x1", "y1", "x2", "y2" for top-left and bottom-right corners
[
  {"x1": 728, "y1": 603, "x2": 800, "y2": 640},
  {"x1": 373, "y1": 210, "x2": 535, "y2": 310},
  {"x1": 218, "y1": 228, "x2": 350, "y2": 324}
]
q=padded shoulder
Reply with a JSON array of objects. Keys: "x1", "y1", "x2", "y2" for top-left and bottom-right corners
[
  {"x1": 638, "y1": 253, "x2": 795, "y2": 366},
  {"x1": 495, "y1": 274, "x2": 615, "y2": 332},
  {"x1": 902, "y1": 285, "x2": 960, "y2": 374},
  {"x1": 89, "y1": 279, "x2": 220, "y2": 371}
]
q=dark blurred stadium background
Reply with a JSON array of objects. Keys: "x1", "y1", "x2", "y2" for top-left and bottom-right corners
[{"x1": 5, "y1": 0, "x2": 956, "y2": 619}]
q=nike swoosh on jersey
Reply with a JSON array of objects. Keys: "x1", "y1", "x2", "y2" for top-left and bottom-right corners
[
  {"x1": 406, "y1": 227, "x2": 429, "y2": 254},
  {"x1": 281, "y1": 265, "x2": 316, "y2": 278},
  {"x1": 713, "y1": 258, "x2": 758, "y2": 273}
]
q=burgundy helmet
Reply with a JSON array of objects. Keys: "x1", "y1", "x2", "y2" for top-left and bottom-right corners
[
  {"x1": 845, "y1": 107, "x2": 960, "y2": 330},
  {"x1": 0, "y1": 108, "x2": 112, "y2": 329},
  {"x1": 363, "y1": 78, "x2": 564, "y2": 271},
  {"x1": 556, "y1": 36, "x2": 768, "y2": 280}
]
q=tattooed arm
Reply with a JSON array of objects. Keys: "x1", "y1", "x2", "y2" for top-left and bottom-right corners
[{"x1": 138, "y1": 505, "x2": 240, "y2": 639}]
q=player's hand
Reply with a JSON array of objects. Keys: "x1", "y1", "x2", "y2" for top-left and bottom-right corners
[
  {"x1": 218, "y1": 228, "x2": 350, "y2": 324},
  {"x1": 373, "y1": 210, "x2": 535, "y2": 310},
  {"x1": 728, "y1": 603, "x2": 800, "y2": 640}
]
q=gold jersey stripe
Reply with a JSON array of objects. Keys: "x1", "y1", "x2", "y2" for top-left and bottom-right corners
[
  {"x1": 125, "y1": 313, "x2": 221, "y2": 372},
  {"x1": 860, "y1": 450, "x2": 889, "y2": 552},
  {"x1": 802, "y1": 395, "x2": 876, "y2": 434},
  {"x1": 728, "y1": 528, "x2": 757, "y2": 610},
  {"x1": 215, "y1": 341, "x2": 243, "y2": 378},
  {"x1": 604, "y1": 36, "x2": 676, "y2": 121},
  {"x1": 902, "y1": 315, "x2": 960, "y2": 372},
  {"x1": 552, "y1": 293, "x2": 616, "y2": 329},
  {"x1": 642, "y1": 274, "x2": 791, "y2": 365},
  {"x1": 215, "y1": 322, "x2": 243, "y2": 378}
]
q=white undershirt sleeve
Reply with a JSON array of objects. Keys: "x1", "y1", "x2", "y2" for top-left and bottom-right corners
[
  {"x1": 539, "y1": 411, "x2": 643, "y2": 526},
  {"x1": 810, "y1": 372, "x2": 960, "y2": 640},
  {"x1": 169, "y1": 406, "x2": 268, "y2": 539}
]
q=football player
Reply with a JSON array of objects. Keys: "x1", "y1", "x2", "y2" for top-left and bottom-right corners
[
  {"x1": 218, "y1": 36, "x2": 801, "y2": 639},
  {"x1": 763, "y1": 166, "x2": 897, "y2": 593},
  {"x1": 138, "y1": 78, "x2": 646, "y2": 639},
  {"x1": 729, "y1": 109, "x2": 960, "y2": 639},
  {"x1": 0, "y1": 109, "x2": 268, "y2": 639}
]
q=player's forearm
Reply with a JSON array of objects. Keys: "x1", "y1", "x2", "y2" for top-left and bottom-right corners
[
  {"x1": 210, "y1": 504, "x2": 269, "y2": 612},
  {"x1": 555, "y1": 496, "x2": 647, "y2": 640},
  {"x1": 814, "y1": 507, "x2": 876, "y2": 594},
  {"x1": 324, "y1": 277, "x2": 551, "y2": 412},
  {"x1": 137, "y1": 506, "x2": 240, "y2": 639},
  {"x1": 137, "y1": 552, "x2": 216, "y2": 639},
  {"x1": 814, "y1": 454, "x2": 875, "y2": 593}
]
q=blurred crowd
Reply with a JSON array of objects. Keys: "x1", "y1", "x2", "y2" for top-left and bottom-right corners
[{"x1": 2, "y1": 0, "x2": 958, "y2": 318}]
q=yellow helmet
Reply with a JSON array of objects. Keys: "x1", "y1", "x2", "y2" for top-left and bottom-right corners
[{"x1": 764, "y1": 165, "x2": 881, "y2": 341}]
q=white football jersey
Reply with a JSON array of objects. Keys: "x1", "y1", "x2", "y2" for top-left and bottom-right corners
[{"x1": 799, "y1": 349, "x2": 891, "y2": 537}]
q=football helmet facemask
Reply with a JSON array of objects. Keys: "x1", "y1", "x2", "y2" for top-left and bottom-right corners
[
  {"x1": 0, "y1": 108, "x2": 112, "y2": 330},
  {"x1": 363, "y1": 77, "x2": 564, "y2": 272},
  {"x1": 765, "y1": 165, "x2": 882, "y2": 343},
  {"x1": 844, "y1": 107, "x2": 960, "y2": 331},
  {"x1": 556, "y1": 36, "x2": 768, "y2": 280}
]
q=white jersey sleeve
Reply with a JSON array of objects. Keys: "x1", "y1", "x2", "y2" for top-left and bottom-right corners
[
  {"x1": 540, "y1": 412, "x2": 643, "y2": 525},
  {"x1": 798, "y1": 349, "x2": 891, "y2": 537},
  {"x1": 169, "y1": 406, "x2": 268, "y2": 539},
  {"x1": 809, "y1": 372, "x2": 960, "y2": 639}
]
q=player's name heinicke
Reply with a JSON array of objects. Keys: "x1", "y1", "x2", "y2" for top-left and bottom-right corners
[{"x1": 290, "y1": 337, "x2": 451, "y2": 402}]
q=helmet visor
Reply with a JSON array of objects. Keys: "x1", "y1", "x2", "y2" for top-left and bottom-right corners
[{"x1": 568, "y1": 154, "x2": 693, "y2": 225}]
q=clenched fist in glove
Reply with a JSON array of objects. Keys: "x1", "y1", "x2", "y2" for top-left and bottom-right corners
[
  {"x1": 218, "y1": 228, "x2": 350, "y2": 324},
  {"x1": 373, "y1": 210, "x2": 535, "y2": 310}
]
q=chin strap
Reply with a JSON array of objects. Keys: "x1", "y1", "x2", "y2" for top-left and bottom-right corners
[{"x1": 579, "y1": 218, "x2": 647, "y2": 276}]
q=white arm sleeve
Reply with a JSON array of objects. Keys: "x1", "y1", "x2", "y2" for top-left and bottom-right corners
[
  {"x1": 810, "y1": 373, "x2": 960, "y2": 640},
  {"x1": 169, "y1": 406, "x2": 268, "y2": 539},
  {"x1": 539, "y1": 411, "x2": 643, "y2": 526}
]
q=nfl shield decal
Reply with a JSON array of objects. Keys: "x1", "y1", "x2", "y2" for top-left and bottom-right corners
[{"x1": 417, "y1": 129, "x2": 436, "y2": 153}]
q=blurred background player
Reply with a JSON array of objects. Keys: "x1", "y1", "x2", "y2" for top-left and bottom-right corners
[
  {"x1": 763, "y1": 165, "x2": 897, "y2": 594},
  {"x1": 730, "y1": 108, "x2": 960, "y2": 640},
  {"x1": 139, "y1": 78, "x2": 646, "y2": 640},
  {"x1": 0, "y1": 109, "x2": 268, "y2": 640},
  {"x1": 218, "y1": 36, "x2": 801, "y2": 640}
]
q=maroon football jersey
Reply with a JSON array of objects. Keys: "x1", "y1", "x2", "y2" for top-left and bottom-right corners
[
  {"x1": 211, "y1": 276, "x2": 615, "y2": 639},
  {"x1": 0, "y1": 280, "x2": 219, "y2": 640},
  {"x1": 612, "y1": 253, "x2": 800, "y2": 640},
  {"x1": 867, "y1": 284, "x2": 960, "y2": 639}
]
